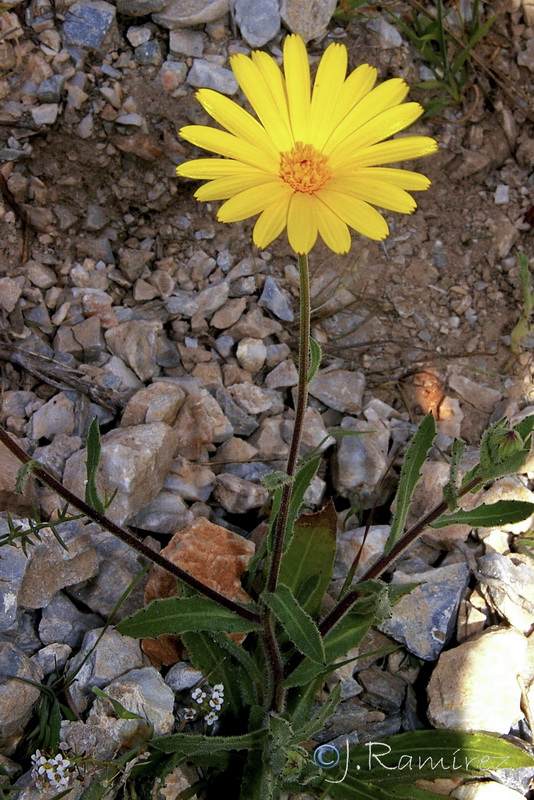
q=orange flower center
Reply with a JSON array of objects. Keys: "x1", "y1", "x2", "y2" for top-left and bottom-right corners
[{"x1": 279, "y1": 142, "x2": 331, "y2": 194}]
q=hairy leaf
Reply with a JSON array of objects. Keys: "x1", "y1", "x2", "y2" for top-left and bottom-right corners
[
  {"x1": 385, "y1": 413, "x2": 436, "y2": 554},
  {"x1": 262, "y1": 584, "x2": 325, "y2": 664},
  {"x1": 431, "y1": 500, "x2": 534, "y2": 529},
  {"x1": 116, "y1": 596, "x2": 260, "y2": 639},
  {"x1": 151, "y1": 728, "x2": 266, "y2": 755}
]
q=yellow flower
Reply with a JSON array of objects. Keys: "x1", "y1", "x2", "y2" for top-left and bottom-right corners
[{"x1": 176, "y1": 35, "x2": 437, "y2": 255}]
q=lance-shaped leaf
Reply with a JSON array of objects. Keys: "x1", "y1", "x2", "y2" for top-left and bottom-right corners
[
  {"x1": 282, "y1": 455, "x2": 322, "y2": 551},
  {"x1": 285, "y1": 607, "x2": 375, "y2": 687},
  {"x1": 151, "y1": 728, "x2": 266, "y2": 755},
  {"x1": 385, "y1": 413, "x2": 436, "y2": 554},
  {"x1": 278, "y1": 501, "x2": 337, "y2": 617},
  {"x1": 115, "y1": 596, "x2": 260, "y2": 639},
  {"x1": 307, "y1": 337, "x2": 323, "y2": 383},
  {"x1": 430, "y1": 500, "x2": 534, "y2": 529},
  {"x1": 262, "y1": 583, "x2": 325, "y2": 664}
]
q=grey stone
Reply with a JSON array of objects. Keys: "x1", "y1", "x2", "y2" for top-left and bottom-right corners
[
  {"x1": 452, "y1": 783, "x2": 527, "y2": 800},
  {"x1": 60, "y1": 719, "x2": 118, "y2": 762},
  {"x1": 196, "y1": 279, "x2": 230, "y2": 316},
  {"x1": 427, "y1": 628, "x2": 527, "y2": 734},
  {"x1": 0, "y1": 535, "x2": 29, "y2": 633},
  {"x1": 448, "y1": 372, "x2": 502, "y2": 413},
  {"x1": 117, "y1": 0, "x2": 168, "y2": 14},
  {"x1": 165, "y1": 661, "x2": 203, "y2": 692},
  {"x1": 39, "y1": 592, "x2": 103, "y2": 648},
  {"x1": 223, "y1": 461, "x2": 271, "y2": 482},
  {"x1": 105, "y1": 320, "x2": 163, "y2": 381},
  {"x1": 213, "y1": 473, "x2": 268, "y2": 513},
  {"x1": 258, "y1": 276, "x2": 294, "y2": 321},
  {"x1": 36, "y1": 73, "x2": 66, "y2": 103},
  {"x1": 236, "y1": 337, "x2": 266, "y2": 373},
  {"x1": 476, "y1": 553, "x2": 534, "y2": 634},
  {"x1": 358, "y1": 665, "x2": 406, "y2": 713},
  {"x1": 30, "y1": 391, "x2": 75, "y2": 440},
  {"x1": 130, "y1": 489, "x2": 193, "y2": 533},
  {"x1": 264, "y1": 359, "x2": 298, "y2": 389},
  {"x1": 63, "y1": 422, "x2": 178, "y2": 525},
  {"x1": 67, "y1": 627, "x2": 145, "y2": 714},
  {"x1": 367, "y1": 16, "x2": 403, "y2": 47},
  {"x1": 31, "y1": 643, "x2": 72, "y2": 676},
  {"x1": 248, "y1": 417, "x2": 289, "y2": 461},
  {"x1": 0, "y1": 643, "x2": 43, "y2": 755},
  {"x1": 30, "y1": 103, "x2": 59, "y2": 125},
  {"x1": 379, "y1": 562, "x2": 470, "y2": 661},
  {"x1": 211, "y1": 297, "x2": 247, "y2": 329},
  {"x1": 235, "y1": 0, "x2": 280, "y2": 47},
  {"x1": 164, "y1": 456, "x2": 216, "y2": 502},
  {"x1": 308, "y1": 368, "x2": 365, "y2": 414},
  {"x1": 62, "y1": 0, "x2": 116, "y2": 49},
  {"x1": 280, "y1": 0, "x2": 337, "y2": 41},
  {"x1": 187, "y1": 59, "x2": 238, "y2": 95},
  {"x1": 116, "y1": 112, "x2": 145, "y2": 126},
  {"x1": 169, "y1": 28, "x2": 204, "y2": 56},
  {"x1": 87, "y1": 667, "x2": 174, "y2": 742},
  {"x1": 15, "y1": 522, "x2": 98, "y2": 610},
  {"x1": 152, "y1": 0, "x2": 229, "y2": 28},
  {"x1": 214, "y1": 387, "x2": 259, "y2": 437},
  {"x1": 333, "y1": 416, "x2": 390, "y2": 504},
  {"x1": 332, "y1": 525, "x2": 390, "y2": 589},
  {"x1": 68, "y1": 529, "x2": 148, "y2": 620},
  {"x1": 126, "y1": 24, "x2": 152, "y2": 46},
  {"x1": 134, "y1": 39, "x2": 165, "y2": 65},
  {"x1": 165, "y1": 290, "x2": 199, "y2": 317},
  {"x1": 227, "y1": 382, "x2": 272, "y2": 415},
  {"x1": 281, "y1": 407, "x2": 334, "y2": 455}
]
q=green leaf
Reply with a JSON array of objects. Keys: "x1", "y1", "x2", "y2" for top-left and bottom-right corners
[
  {"x1": 278, "y1": 501, "x2": 337, "y2": 617},
  {"x1": 92, "y1": 687, "x2": 146, "y2": 720},
  {"x1": 307, "y1": 337, "x2": 323, "y2": 383},
  {"x1": 15, "y1": 460, "x2": 40, "y2": 495},
  {"x1": 284, "y1": 607, "x2": 375, "y2": 687},
  {"x1": 262, "y1": 583, "x2": 325, "y2": 664},
  {"x1": 442, "y1": 438, "x2": 466, "y2": 510},
  {"x1": 431, "y1": 500, "x2": 534, "y2": 529},
  {"x1": 283, "y1": 455, "x2": 323, "y2": 551},
  {"x1": 294, "y1": 683, "x2": 342, "y2": 741},
  {"x1": 85, "y1": 418, "x2": 106, "y2": 514},
  {"x1": 385, "y1": 413, "x2": 436, "y2": 554},
  {"x1": 115, "y1": 596, "x2": 260, "y2": 639},
  {"x1": 151, "y1": 728, "x2": 266, "y2": 755}
]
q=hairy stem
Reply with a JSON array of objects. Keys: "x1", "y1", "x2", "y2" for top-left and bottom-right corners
[
  {"x1": 267, "y1": 252, "x2": 311, "y2": 594},
  {"x1": 263, "y1": 252, "x2": 311, "y2": 712},
  {"x1": 0, "y1": 426, "x2": 259, "y2": 624}
]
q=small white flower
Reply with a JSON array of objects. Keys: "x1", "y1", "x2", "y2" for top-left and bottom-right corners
[
  {"x1": 182, "y1": 707, "x2": 197, "y2": 720},
  {"x1": 191, "y1": 687, "x2": 206, "y2": 704},
  {"x1": 31, "y1": 750, "x2": 74, "y2": 790},
  {"x1": 205, "y1": 711, "x2": 218, "y2": 726},
  {"x1": 212, "y1": 684, "x2": 224, "y2": 694},
  {"x1": 209, "y1": 698, "x2": 222, "y2": 711}
]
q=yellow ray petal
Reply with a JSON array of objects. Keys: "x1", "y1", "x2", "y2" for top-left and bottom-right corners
[
  {"x1": 287, "y1": 192, "x2": 318, "y2": 254},
  {"x1": 195, "y1": 89, "x2": 280, "y2": 161},
  {"x1": 253, "y1": 199, "x2": 290, "y2": 249},
  {"x1": 309, "y1": 42, "x2": 348, "y2": 149},
  {"x1": 176, "y1": 158, "x2": 271, "y2": 179},
  {"x1": 324, "y1": 78, "x2": 410, "y2": 154},
  {"x1": 178, "y1": 125, "x2": 279, "y2": 172},
  {"x1": 230, "y1": 53, "x2": 293, "y2": 151},
  {"x1": 328, "y1": 176, "x2": 417, "y2": 213},
  {"x1": 217, "y1": 181, "x2": 291, "y2": 223},
  {"x1": 195, "y1": 172, "x2": 277, "y2": 201},
  {"x1": 331, "y1": 64, "x2": 377, "y2": 130},
  {"x1": 284, "y1": 34, "x2": 311, "y2": 143},
  {"x1": 315, "y1": 198, "x2": 351, "y2": 253},
  {"x1": 342, "y1": 136, "x2": 438, "y2": 168},
  {"x1": 329, "y1": 103, "x2": 425, "y2": 169},
  {"x1": 353, "y1": 167, "x2": 431, "y2": 190},
  {"x1": 317, "y1": 188, "x2": 389, "y2": 240},
  {"x1": 251, "y1": 50, "x2": 292, "y2": 137}
]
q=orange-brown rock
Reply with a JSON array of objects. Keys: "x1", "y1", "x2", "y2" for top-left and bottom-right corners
[{"x1": 143, "y1": 517, "x2": 255, "y2": 662}]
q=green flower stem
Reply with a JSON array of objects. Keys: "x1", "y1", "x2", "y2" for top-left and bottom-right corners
[
  {"x1": 267, "y1": 252, "x2": 311, "y2": 594},
  {"x1": 263, "y1": 252, "x2": 310, "y2": 712},
  {"x1": 0, "y1": 425, "x2": 259, "y2": 625}
]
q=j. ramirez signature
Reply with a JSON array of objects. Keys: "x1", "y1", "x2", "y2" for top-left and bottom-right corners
[{"x1": 313, "y1": 740, "x2": 511, "y2": 784}]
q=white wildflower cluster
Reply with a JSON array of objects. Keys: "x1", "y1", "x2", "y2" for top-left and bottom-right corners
[
  {"x1": 181, "y1": 683, "x2": 225, "y2": 727},
  {"x1": 31, "y1": 749, "x2": 74, "y2": 789}
]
